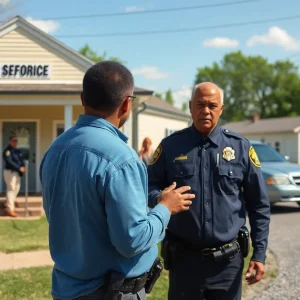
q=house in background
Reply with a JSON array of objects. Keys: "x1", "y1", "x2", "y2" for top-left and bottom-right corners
[
  {"x1": 0, "y1": 16, "x2": 190, "y2": 195},
  {"x1": 223, "y1": 114, "x2": 300, "y2": 163}
]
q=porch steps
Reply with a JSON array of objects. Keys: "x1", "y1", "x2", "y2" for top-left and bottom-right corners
[{"x1": 0, "y1": 197, "x2": 43, "y2": 217}]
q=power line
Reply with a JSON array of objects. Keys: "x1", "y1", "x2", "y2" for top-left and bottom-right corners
[
  {"x1": 54, "y1": 14, "x2": 300, "y2": 39},
  {"x1": 24, "y1": 0, "x2": 261, "y2": 21}
]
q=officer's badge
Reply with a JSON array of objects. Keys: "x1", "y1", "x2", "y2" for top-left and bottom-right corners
[
  {"x1": 149, "y1": 144, "x2": 162, "y2": 165},
  {"x1": 5, "y1": 150, "x2": 10, "y2": 156},
  {"x1": 249, "y1": 146, "x2": 261, "y2": 168},
  {"x1": 222, "y1": 147, "x2": 235, "y2": 162}
]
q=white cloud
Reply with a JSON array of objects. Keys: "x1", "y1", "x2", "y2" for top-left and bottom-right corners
[
  {"x1": 202, "y1": 37, "x2": 239, "y2": 48},
  {"x1": 247, "y1": 26, "x2": 300, "y2": 51},
  {"x1": 125, "y1": 6, "x2": 145, "y2": 12},
  {"x1": 131, "y1": 66, "x2": 168, "y2": 80},
  {"x1": 0, "y1": 0, "x2": 10, "y2": 6},
  {"x1": 26, "y1": 17, "x2": 60, "y2": 34},
  {"x1": 173, "y1": 85, "x2": 192, "y2": 108}
]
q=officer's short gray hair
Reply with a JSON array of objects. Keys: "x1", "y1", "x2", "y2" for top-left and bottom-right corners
[{"x1": 191, "y1": 83, "x2": 224, "y2": 104}]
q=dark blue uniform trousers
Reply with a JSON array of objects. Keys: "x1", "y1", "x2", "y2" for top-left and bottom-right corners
[{"x1": 168, "y1": 251, "x2": 244, "y2": 300}]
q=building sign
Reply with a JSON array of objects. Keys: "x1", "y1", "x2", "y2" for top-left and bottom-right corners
[{"x1": 0, "y1": 64, "x2": 50, "y2": 78}]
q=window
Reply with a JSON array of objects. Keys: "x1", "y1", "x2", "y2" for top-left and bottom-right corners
[
  {"x1": 252, "y1": 143, "x2": 285, "y2": 162},
  {"x1": 56, "y1": 125, "x2": 64, "y2": 137}
]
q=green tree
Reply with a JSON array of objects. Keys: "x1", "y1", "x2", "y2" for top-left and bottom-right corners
[
  {"x1": 181, "y1": 102, "x2": 188, "y2": 112},
  {"x1": 79, "y1": 44, "x2": 124, "y2": 64},
  {"x1": 194, "y1": 51, "x2": 300, "y2": 121},
  {"x1": 165, "y1": 89, "x2": 174, "y2": 106},
  {"x1": 154, "y1": 92, "x2": 163, "y2": 99}
]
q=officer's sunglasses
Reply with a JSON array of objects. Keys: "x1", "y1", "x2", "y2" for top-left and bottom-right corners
[{"x1": 11, "y1": 139, "x2": 18, "y2": 142}]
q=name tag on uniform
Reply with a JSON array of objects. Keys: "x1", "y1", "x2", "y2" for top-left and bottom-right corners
[{"x1": 174, "y1": 155, "x2": 188, "y2": 161}]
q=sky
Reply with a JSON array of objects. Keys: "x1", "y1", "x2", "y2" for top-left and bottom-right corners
[{"x1": 1, "y1": 0, "x2": 300, "y2": 109}]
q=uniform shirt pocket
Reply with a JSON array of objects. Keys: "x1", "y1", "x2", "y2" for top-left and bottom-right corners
[
  {"x1": 169, "y1": 162, "x2": 197, "y2": 191},
  {"x1": 218, "y1": 164, "x2": 243, "y2": 195}
]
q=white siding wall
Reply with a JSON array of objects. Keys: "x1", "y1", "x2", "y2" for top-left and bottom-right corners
[
  {"x1": 243, "y1": 133, "x2": 299, "y2": 163},
  {"x1": 138, "y1": 113, "x2": 189, "y2": 150},
  {"x1": 0, "y1": 28, "x2": 86, "y2": 82}
]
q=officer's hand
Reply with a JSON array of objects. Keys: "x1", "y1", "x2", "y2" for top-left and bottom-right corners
[
  {"x1": 245, "y1": 260, "x2": 265, "y2": 285},
  {"x1": 19, "y1": 167, "x2": 25, "y2": 173},
  {"x1": 158, "y1": 182, "x2": 195, "y2": 215}
]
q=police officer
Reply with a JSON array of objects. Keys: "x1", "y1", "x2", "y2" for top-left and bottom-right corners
[
  {"x1": 147, "y1": 82, "x2": 270, "y2": 300},
  {"x1": 2, "y1": 135, "x2": 25, "y2": 217}
]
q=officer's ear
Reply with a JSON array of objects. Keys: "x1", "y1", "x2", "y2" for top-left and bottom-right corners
[
  {"x1": 219, "y1": 104, "x2": 224, "y2": 116},
  {"x1": 189, "y1": 100, "x2": 192, "y2": 112}
]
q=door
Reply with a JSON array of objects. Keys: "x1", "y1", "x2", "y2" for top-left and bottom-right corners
[{"x1": 2, "y1": 122, "x2": 37, "y2": 193}]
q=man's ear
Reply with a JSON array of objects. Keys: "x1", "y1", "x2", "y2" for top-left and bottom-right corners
[
  {"x1": 80, "y1": 92, "x2": 85, "y2": 106},
  {"x1": 189, "y1": 100, "x2": 192, "y2": 112},
  {"x1": 118, "y1": 97, "x2": 130, "y2": 118}
]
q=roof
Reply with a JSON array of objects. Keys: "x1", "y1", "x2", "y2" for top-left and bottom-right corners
[
  {"x1": 0, "y1": 83, "x2": 153, "y2": 95},
  {"x1": 223, "y1": 116, "x2": 300, "y2": 134},
  {"x1": 143, "y1": 96, "x2": 190, "y2": 119},
  {"x1": 0, "y1": 16, "x2": 94, "y2": 69}
]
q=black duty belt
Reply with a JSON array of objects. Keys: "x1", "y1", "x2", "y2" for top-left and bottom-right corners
[{"x1": 171, "y1": 237, "x2": 241, "y2": 263}]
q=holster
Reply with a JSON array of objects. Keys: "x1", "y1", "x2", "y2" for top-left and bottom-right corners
[
  {"x1": 144, "y1": 257, "x2": 163, "y2": 294},
  {"x1": 238, "y1": 225, "x2": 250, "y2": 258}
]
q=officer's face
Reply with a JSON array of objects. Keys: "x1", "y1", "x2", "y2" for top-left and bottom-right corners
[
  {"x1": 189, "y1": 85, "x2": 224, "y2": 135},
  {"x1": 10, "y1": 138, "x2": 18, "y2": 148}
]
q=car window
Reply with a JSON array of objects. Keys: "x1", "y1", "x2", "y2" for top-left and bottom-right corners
[{"x1": 252, "y1": 144, "x2": 286, "y2": 162}]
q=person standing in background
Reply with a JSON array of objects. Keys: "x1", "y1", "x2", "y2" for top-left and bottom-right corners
[
  {"x1": 2, "y1": 135, "x2": 25, "y2": 217},
  {"x1": 138, "y1": 137, "x2": 154, "y2": 166}
]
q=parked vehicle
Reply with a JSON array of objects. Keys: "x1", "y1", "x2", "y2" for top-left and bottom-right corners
[{"x1": 251, "y1": 141, "x2": 300, "y2": 207}]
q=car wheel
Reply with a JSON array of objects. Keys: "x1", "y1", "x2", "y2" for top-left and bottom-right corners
[{"x1": 297, "y1": 202, "x2": 300, "y2": 207}]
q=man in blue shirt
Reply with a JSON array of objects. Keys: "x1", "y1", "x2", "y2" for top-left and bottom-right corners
[
  {"x1": 40, "y1": 61, "x2": 194, "y2": 300},
  {"x1": 148, "y1": 82, "x2": 270, "y2": 300}
]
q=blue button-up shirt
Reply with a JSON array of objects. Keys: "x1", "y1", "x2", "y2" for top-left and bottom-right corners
[
  {"x1": 148, "y1": 124, "x2": 270, "y2": 263},
  {"x1": 40, "y1": 114, "x2": 170, "y2": 300}
]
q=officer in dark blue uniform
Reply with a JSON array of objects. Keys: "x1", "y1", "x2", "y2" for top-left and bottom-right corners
[
  {"x1": 2, "y1": 136, "x2": 25, "y2": 217},
  {"x1": 147, "y1": 82, "x2": 270, "y2": 300}
]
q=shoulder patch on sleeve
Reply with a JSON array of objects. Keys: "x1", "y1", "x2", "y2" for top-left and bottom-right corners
[
  {"x1": 5, "y1": 150, "x2": 10, "y2": 156},
  {"x1": 149, "y1": 144, "x2": 162, "y2": 165},
  {"x1": 249, "y1": 146, "x2": 261, "y2": 168}
]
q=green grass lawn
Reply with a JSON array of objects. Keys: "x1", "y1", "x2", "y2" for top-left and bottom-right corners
[
  {"x1": 0, "y1": 218, "x2": 270, "y2": 299},
  {"x1": 0, "y1": 245, "x2": 253, "y2": 300},
  {"x1": 0, "y1": 217, "x2": 48, "y2": 253}
]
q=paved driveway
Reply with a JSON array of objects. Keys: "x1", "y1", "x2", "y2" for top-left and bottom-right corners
[{"x1": 253, "y1": 203, "x2": 300, "y2": 300}]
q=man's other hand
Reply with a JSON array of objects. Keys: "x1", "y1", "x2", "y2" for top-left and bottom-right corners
[{"x1": 159, "y1": 182, "x2": 195, "y2": 215}]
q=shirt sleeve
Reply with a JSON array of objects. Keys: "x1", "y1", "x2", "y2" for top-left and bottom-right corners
[
  {"x1": 243, "y1": 143, "x2": 271, "y2": 263},
  {"x1": 3, "y1": 150, "x2": 22, "y2": 171},
  {"x1": 104, "y1": 158, "x2": 170, "y2": 258},
  {"x1": 147, "y1": 144, "x2": 168, "y2": 208}
]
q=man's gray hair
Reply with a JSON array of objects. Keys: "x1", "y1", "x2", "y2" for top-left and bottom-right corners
[{"x1": 191, "y1": 82, "x2": 224, "y2": 104}]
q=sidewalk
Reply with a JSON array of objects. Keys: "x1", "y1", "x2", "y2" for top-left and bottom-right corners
[{"x1": 0, "y1": 250, "x2": 53, "y2": 271}]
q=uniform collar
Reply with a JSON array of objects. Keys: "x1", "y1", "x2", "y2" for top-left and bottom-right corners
[
  {"x1": 76, "y1": 114, "x2": 128, "y2": 143},
  {"x1": 189, "y1": 123, "x2": 221, "y2": 146}
]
